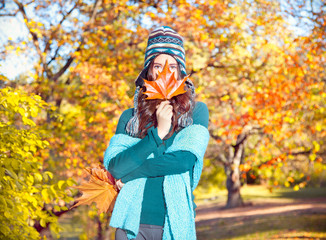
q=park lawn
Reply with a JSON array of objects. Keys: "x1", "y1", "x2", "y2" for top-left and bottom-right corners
[
  {"x1": 196, "y1": 214, "x2": 326, "y2": 240},
  {"x1": 195, "y1": 185, "x2": 326, "y2": 240},
  {"x1": 194, "y1": 184, "x2": 326, "y2": 206},
  {"x1": 55, "y1": 185, "x2": 326, "y2": 239}
]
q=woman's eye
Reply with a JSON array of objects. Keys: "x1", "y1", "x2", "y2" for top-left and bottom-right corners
[{"x1": 170, "y1": 66, "x2": 177, "y2": 70}]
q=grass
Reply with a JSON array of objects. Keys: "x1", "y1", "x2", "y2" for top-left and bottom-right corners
[
  {"x1": 196, "y1": 214, "x2": 326, "y2": 240},
  {"x1": 54, "y1": 185, "x2": 326, "y2": 239},
  {"x1": 195, "y1": 185, "x2": 326, "y2": 240},
  {"x1": 194, "y1": 185, "x2": 326, "y2": 206}
]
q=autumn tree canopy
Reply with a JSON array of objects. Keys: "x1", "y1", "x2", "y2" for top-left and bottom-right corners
[{"x1": 0, "y1": 0, "x2": 325, "y2": 237}]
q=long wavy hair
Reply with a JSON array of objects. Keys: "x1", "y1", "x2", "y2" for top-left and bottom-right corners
[{"x1": 136, "y1": 57, "x2": 195, "y2": 139}]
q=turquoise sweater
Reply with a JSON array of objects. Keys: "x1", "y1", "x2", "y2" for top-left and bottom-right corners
[
  {"x1": 107, "y1": 101, "x2": 209, "y2": 226},
  {"x1": 104, "y1": 124, "x2": 210, "y2": 239}
]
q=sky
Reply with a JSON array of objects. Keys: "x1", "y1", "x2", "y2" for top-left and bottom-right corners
[
  {"x1": 0, "y1": 3, "x2": 34, "y2": 80},
  {"x1": 1, "y1": 18, "x2": 30, "y2": 79},
  {"x1": 0, "y1": 0, "x2": 313, "y2": 81}
]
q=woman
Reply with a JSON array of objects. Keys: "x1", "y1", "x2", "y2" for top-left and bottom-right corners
[{"x1": 104, "y1": 26, "x2": 210, "y2": 240}]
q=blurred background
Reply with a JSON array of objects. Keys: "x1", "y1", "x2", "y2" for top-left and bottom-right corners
[{"x1": 0, "y1": 0, "x2": 325, "y2": 239}]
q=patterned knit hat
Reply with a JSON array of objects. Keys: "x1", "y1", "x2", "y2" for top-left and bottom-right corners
[
  {"x1": 126, "y1": 26, "x2": 196, "y2": 137},
  {"x1": 135, "y1": 26, "x2": 187, "y2": 87},
  {"x1": 144, "y1": 26, "x2": 186, "y2": 75}
]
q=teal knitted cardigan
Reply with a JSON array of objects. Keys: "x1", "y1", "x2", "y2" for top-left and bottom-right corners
[{"x1": 103, "y1": 124, "x2": 209, "y2": 240}]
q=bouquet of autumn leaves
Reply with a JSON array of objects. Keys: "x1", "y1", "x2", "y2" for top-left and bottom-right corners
[
  {"x1": 71, "y1": 165, "x2": 119, "y2": 214},
  {"x1": 71, "y1": 60, "x2": 188, "y2": 214}
]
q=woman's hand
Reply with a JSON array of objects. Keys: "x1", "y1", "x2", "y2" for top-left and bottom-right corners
[
  {"x1": 116, "y1": 179, "x2": 124, "y2": 191},
  {"x1": 156, "y1": 100, "x2": 173, "y2": 139}
]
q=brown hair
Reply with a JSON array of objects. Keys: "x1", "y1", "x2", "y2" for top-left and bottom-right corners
[{"x1": 136, "y1": 56, "x2": 195, "y2": 139}]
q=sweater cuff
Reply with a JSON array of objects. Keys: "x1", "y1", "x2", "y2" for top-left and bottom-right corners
[{"x1": 149, "y1": 126, "x2": 164, "y2": 147}]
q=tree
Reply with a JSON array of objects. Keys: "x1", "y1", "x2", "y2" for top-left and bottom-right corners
[
  {"x1": 0, "y1": 83, "x2": 74, "y2": 239},
  {"x1": 1, "y1": 0, "x2": 324, "y2": 219},
  {"x1": 1, "y1": 1, "x2": 152, "y2": 238},
  {"x1": 139, "y1": 0, "x2": 326, "y2": 207}
]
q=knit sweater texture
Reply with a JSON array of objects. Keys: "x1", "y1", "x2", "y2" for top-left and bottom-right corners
[
  {"x1": 107, "y1": 101, "x2": 208, "y2": 226},
  {"x1": 103, "y1": 124, "x2": 209, "y2": 239}
]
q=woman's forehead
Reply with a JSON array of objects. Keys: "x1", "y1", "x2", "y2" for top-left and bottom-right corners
[{"x1": 153, "y1": 54, "x2": 177, "y2": 64}]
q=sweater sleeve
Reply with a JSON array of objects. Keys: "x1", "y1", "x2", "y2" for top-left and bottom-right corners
[
  {"x1": 121, "y1": 102, "x2": 209, "y2": 183},
  {"x1": 106, "y1": 109, "x2": 164, "y2": 179},
  {"x1": 121, "y1": 150, "x2": 196, "y2": 182}
]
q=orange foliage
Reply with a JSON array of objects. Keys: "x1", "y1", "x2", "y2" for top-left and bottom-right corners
[
  {"x1": 71, "y1": 165, "x2": 118, "y2": 214},
  {"x1": 143, "y1": 60, "x2": 188, "y2": 100},
  {"x1": 3, "y1": 0, "x2": 325, "y2": 215}
]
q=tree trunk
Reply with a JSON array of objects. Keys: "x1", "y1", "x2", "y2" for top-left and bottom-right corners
[
  {"x1": 224, "y1": 133, "x2": 246, "y2": 208},
  {"x1": 226, "y1": 169, "x2": 244, "y2": 208},
  {"x1": 97, "y1": 216, "x2": 103, "y2": 240}
]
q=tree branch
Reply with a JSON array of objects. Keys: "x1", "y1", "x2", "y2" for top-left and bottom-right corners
[
  {"x1": 257, "y1": 148, "x2": 315, "y2": 168},
  {"x1": 219, "y1": 152, "x2": 228, "y2": 165},
  {"x1": 209, "y1": 129, "x2": 223, "y2": 142},
  {"x1": 89, "y1": 0, "x2": 102, "y2": 24},
  {"x1": 49, "y1": 52, "x2": 75, "y2": 82},
  {"x1": 47, "y1": 46, "x2": 62, "y2": 65},
  {"x1": 13, "y1": 0, "x2": 52, "y2": 78},
  {"x1": 289, "y1": 149, "x2": 312, "y2": 156},
  {"x1": 0, "y1": 9, "x2": 19, "y2": 16},
  {"x1": 49, "y1": 0, "x2": 102, "y2": 82},
  {"x1": 44, "y1": 2, "x2": 78, "y2": 54},
  {"x1": 233, "y1": 126, "x2": 263, "y2": 148},
  {"x1": 189, "y1": 63, "x2": 226, "y2": 77}
]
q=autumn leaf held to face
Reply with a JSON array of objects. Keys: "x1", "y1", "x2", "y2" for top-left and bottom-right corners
[
  {"x1": 70, "y1": 164, "x2": 118, "y2": 214},
  {"x1": 143, "y1": 59, "x2": 188, "y2": 100}
]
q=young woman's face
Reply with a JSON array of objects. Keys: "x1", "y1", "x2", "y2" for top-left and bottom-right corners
[{"x1": 152, "y1": 54, "x2": 178, "y2": 79}]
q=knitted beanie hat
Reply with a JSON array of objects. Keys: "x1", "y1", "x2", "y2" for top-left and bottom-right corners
[
  {"x1": 126, "y1": 26, "x2": 196, "y2": 137},
  {"x1": 135, "y1": 26, "x2": 187, "y2": 87},
  {"x1": 145, "y1": 26, "x2": 187, "y2": 75}
]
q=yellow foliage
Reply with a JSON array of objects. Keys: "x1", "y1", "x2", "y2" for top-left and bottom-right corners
[{"x1": 0, "y1": 87, "x2": 74, "y2": 239}]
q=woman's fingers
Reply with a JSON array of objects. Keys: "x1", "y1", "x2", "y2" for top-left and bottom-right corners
[
  {"x1": 156, "y1": 101, "x2": 172, "y2": 114},
  {"x1": 156, "y1": 101, "x2": 173, "y2": 138},
  {"x1": 161, "y1": 103, "x2": 173, "y2": 115},
  {"x1": 160, "y1": 106, "x2": 173, "y2": 117},
  {"x1": 116, "y1": 179, "x2": 124, "y2": 190},
  {"x1": 156, "y1": 100, "x2": 170, "y2": 111}
]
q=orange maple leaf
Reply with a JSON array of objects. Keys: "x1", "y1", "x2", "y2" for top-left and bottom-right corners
[
  {"x1": 71, "y1": 165, "x2": 118, "y2": 214},
  {"x1": 143, "y1": 59, "x2": 188, "y2": 100}
]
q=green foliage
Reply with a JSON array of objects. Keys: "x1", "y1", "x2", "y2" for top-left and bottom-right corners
[
  {"x1": 198, "y1": 158, "x2": 227, "y2": 190},
  {"x1": 0, "y1": 87, "x2": 74, "y2": 239},
  {"x1": 256, "y1": 159, "x2": 326, "y2": 190},
  {"x1": 308, "y1": 162, "x2": 326, "y2": 187}
]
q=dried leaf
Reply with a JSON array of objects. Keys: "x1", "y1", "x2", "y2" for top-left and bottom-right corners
[
  {"x1": 71, "y1": 165, "x2": 118, "y2": 214},
  {"x1": 85, "y1": 164, "x2": 116, "y2": 186},
  {"x1": 143, "y1": 59, "x2": 188, "y2": 100}
]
